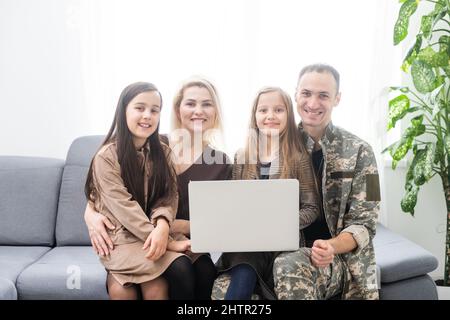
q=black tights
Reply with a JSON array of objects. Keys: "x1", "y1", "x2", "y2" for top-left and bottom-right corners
[
  {"x1": 192, "y1": 255, "x2": 217, "y2": 300},
  {"x1": 162, "y1": 255, "x2": 217, "y2": 300},
  {"x1": 163, "y1": 256, "x2": 195, "y2": 300}
]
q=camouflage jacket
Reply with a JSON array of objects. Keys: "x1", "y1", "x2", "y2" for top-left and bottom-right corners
[{"x1": 299, "y1": 122, "x2": 380, "y2": 300}]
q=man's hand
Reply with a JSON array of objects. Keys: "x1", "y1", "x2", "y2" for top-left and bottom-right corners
[
  {"x1": 84, "y1": 204, "x2": 115, "y2": 256},
  {"x1": 311, "y1": 239, "x2": 335, "y2": 268},
  {"x1": 143, "y1": 218, "x2": 170, "y2": 261}
]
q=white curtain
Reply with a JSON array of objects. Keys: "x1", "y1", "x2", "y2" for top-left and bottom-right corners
[{"x1": 69, "y1": 0, "x2": 402, "y2": 222}]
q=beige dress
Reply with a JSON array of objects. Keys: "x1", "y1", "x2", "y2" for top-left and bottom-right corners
[{"x1": 91, "y1": 141, "x2": 184, "y2": 286}]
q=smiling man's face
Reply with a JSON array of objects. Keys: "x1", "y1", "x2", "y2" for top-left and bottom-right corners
[{"x1": 296, "y1": 71, "x2": 340, "y2": 134}]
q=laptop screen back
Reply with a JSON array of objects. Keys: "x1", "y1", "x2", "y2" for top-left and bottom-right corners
[{"x1": 188, "y1": 179, "x2": 299, "y2": 253}]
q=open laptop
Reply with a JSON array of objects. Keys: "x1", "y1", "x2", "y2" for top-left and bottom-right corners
[{"x1": 188, "y1": 179, "x2": 299, "y2": 253}]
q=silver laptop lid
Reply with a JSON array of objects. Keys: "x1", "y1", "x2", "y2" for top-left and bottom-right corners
[{"x1": 188, "y1": 179, "x2": 299, "y2": 253}]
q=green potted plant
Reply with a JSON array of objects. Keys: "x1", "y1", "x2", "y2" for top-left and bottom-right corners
[{"x1": 384, "y1": 0, "x2": 449, "y2": 286}]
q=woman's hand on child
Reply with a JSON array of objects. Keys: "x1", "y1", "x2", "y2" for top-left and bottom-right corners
[
  {"x1": 143, "y1": 218, "x2": 170, "y2": 261},
  {"x1": 84, "y1": 204, "x2": 115, "y2": 256}
]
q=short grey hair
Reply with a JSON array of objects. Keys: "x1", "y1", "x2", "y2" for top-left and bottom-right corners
[{"x1": 297, "y1": 63, "x2": 340, "y2": 93}]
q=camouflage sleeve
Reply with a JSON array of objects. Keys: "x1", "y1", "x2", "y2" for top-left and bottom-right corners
[{"x1": 341, "y1": 143, "x2": 380, "y2": 249}]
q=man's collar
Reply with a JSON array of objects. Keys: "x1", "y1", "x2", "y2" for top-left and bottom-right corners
[{"x1": 298, "y1": 122, "x2": 336, "y2": 150}]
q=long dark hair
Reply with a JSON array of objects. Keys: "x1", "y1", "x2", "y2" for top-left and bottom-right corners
[{"x1": 85, "y1": 82, "x2": 176, "y2": 216}]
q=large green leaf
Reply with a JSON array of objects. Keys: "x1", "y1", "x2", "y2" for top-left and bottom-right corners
[
  {"x1": 386, "y1": 117, "x2": 426, "y2": 168},
  {"x1": 388, "y1": 94, "x2": 411, "y2": 129},
  {"x1": 420, "y1": 15, "x2": 433, "y2": 39},
  {"x1": 411, "y1": 60, "x2": 437, "y2": 93},
  {"x1": 405, "y1": 152, "x2": 418, "y2": 190},
  {"x1": 411, "y1": 114, "x2": 424, "y2": 128},
  {"x1": 431, "y1": 0, "x2": 447, "y2": 16},
  {"x1": 401, "y1": 184, "x2": 419, "y2": 214},
  {"x1": 394, "y1": 0, "x2": 419, "y2": 45},
  {"x1": 402, "y1": 35, "x2": 423, "y2": 72},
  {"x1": 417, "y1": 47, "x2": 449, "y2": 67},
  {"x1": 401, "y1": 148, "x2": 423, "y2": 215},
  {"x1": 438, "y1": 35, "x2": 450, "y2": 55},
  {"x1": 413, "y1": 144, "x2": 435, "y2": 185},
  {"x1": 421, "y1": 5, "x2": 448, "y2": 40},
  {"x1": 386, "y1": 138, "x2": 412, "y2": 168}
]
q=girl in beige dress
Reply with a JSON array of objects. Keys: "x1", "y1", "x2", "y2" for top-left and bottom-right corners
[{"x1": 84, "y1": 82, "x2": 194, "y2": 300}]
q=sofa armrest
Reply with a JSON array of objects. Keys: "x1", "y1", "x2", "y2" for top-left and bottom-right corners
[{"x1": 374, "y1": 223, "x2": 438, "y2": 283}]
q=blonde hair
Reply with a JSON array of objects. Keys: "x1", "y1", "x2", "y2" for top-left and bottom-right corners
[
  {"x1": 242, "y1": 86, "x2": 307, "y2": 178},
  {"x1": 171, "y1": 76, "x2": 225, "y2": 149}
]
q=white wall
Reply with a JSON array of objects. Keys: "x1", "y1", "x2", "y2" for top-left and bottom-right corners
[
  {"x1": 0, "y1": 0, "x2": 387, "y2": 160},
  {"x1": 384, "y1": 165, "x2": 447, "y2": 280},
  {"x1": 0, "y1": 0, "x2": 88, "y2": 159}
]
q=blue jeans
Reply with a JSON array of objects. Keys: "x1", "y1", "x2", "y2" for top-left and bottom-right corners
[{"x1": 225, "y1": 264, "x2": 257, "y2": 300}]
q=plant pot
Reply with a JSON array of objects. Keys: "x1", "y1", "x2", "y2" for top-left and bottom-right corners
[{"x1": 435, "y1": 280, "x2": 450, "y2": 300}]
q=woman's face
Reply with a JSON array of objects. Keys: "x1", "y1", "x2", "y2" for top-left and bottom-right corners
[
  {"x1": 255, "y1": 91, "x2": 288, "y2": 137},
  {"x1": 177, "y1": 86, "x2": 217, "y2": 134},
  {"x1": 126, "y1": 91, "x2": 161, "y2": 149}
]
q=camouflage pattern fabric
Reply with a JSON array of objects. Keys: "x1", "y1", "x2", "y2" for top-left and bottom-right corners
[
  {"x1": 274, "y1": 248, "x2": 345, "y2": 300},
  {"x1": 211, "y1": 273, "x2": 230, "y2": 300},
  {"x1": 272, "y1": 122, "x2": 380, "y2": 300},
  {"x1": 211, "y1": 273, "x2": 261, "y2": 300}
]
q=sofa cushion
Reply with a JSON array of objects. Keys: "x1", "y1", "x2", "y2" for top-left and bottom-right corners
[
  {"x1": 379, "y1": 274, "x2": 438, "y2": 300},
  {"x1": 0, "y1": 278, "x2": 17, "y2": 300},
  {"x1": 16, "y1": 246, "x2": 108, "y2": 300},
  {"x1": 0, "y1": 157, "x2": 64, "y2": 246},
  {"x1": 374, "y1": 224, "x2": 438, "y2": 283},
  {"x1": 56, "y1": 136, "x2": 104, "y2": 246},
  {"x1": 0, "y1": 246, "x2": 51, "y2": 281}
]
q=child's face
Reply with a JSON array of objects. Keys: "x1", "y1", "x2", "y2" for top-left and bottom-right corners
[
  {"x1": 126, "y1": 91, "x2": 161, "y2": 149},
  {"x1": 178, "y1": 86, "x2": 216, "y2": 134},
  {"x1": 255, "y1": 91, "x2": 288, "y2": 137}
]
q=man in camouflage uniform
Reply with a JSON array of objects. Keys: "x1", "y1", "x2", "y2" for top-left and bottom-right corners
[
  {"x1": 273, "y1": 63, "x2": 380, "y2": 300},
  {"x1": 212, "y1": 63, "x2": 380, "y2": 300}
]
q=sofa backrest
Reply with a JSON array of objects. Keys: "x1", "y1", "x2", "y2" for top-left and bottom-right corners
[
  {"x1": 0, "y1": 156, "x2": 64, "y2": 246},
  {"x1": 55, "y1": 135, "x2": 104, "y2": 246}
]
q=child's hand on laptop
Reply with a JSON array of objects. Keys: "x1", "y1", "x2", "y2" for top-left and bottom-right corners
[{"x1": 167, "y1": 239, "x2": 191, "y2": 253}]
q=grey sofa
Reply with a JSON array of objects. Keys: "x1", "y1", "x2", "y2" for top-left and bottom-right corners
[{"x1": 0, "y1": 136, "x2": 439, "y2": 300}]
